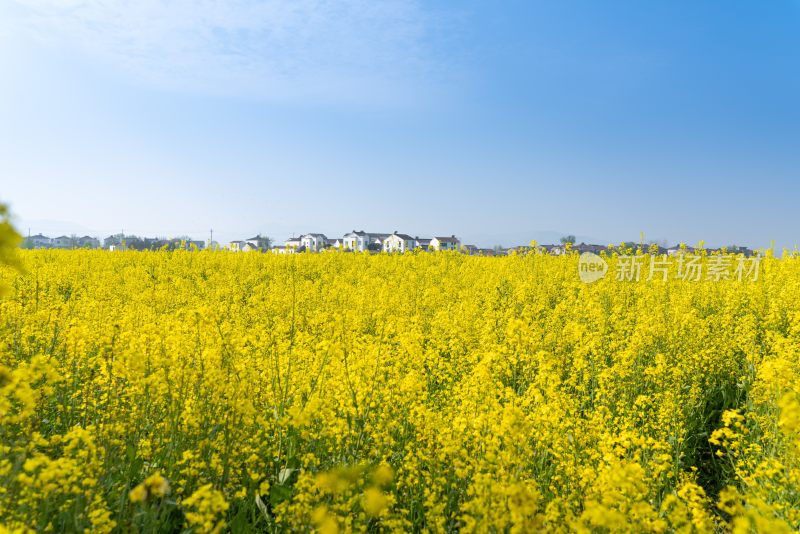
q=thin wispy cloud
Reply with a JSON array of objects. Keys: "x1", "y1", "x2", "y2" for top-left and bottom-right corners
[{"x1": 4, "y1": 0, "x2": 441, "y2": 104}]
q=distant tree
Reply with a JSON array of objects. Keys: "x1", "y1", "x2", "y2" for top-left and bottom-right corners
[
  {"x1": 125, "y1": 236, "x2": 144, "y2": 251},
  {"x1": 253, "y1": 235, "x2": 272, "y2": 251},
  {"x1": 560, "y1": 235, "x2": 576, "y2": 245}
]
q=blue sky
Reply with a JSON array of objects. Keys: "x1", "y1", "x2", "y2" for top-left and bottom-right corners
[{"x1": 1, "y1": 1, "x2": 798, "y2": 248}]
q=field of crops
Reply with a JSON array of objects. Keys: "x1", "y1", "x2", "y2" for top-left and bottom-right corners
[{"x1": 1, "y1": 249, "x2": 800, "y2": 532}]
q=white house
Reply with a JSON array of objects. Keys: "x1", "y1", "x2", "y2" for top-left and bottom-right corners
[
  {"x1": 430, "y1": 235, "x2": 460, "y2": 251},
  {"x1": 77, "y1": 236, "x2": 100, "y2": 249},
  {"x1": 300, "y1": 233, "x2": 328, "y2": 252},
  {"x1": 343, "y1": 230, "x2": 369, "y2": 251},
  {"x1": 284, "y1": 237, "x2": 302, "y2": 251},
  {"x1": 28, "y1": 234, "x2": 52, "y2": 249},
  {"x1": 52, "y1": 236, "x2": 73, "y2": 249},
  {"x1": 382, "y1": 232, "x2": 416, "y2": 253},
  {"x1": 343, "y1": 231, "x2": 389, "y2": 252},
  {"x1": 228, "y1": 240, "x2": 244, "y2": 252},
  {"x1": 245, "y1": 235, "x2": 271, "y2": 251}
]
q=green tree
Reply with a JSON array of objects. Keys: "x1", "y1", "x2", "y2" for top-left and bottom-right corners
[{"x1": 0, "y1": 203, "x2": 22, "y2": 296}]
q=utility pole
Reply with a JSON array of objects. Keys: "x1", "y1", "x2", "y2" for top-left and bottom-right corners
[{"x1": 209, "y1": 228, "x2": 213, "y2": 250}]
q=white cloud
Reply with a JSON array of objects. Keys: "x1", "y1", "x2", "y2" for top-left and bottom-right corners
[{"x1": 4, "y1": 0, "x2": 439, "y2": 104}]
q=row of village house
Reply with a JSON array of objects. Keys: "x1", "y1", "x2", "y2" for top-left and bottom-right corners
[
  {"x1": 23, "y1": 234, "x2": 204, "y2": 251},
  {"x1": 22, "y1": 232, "x2": 755, "y2": 257},
  {"x1": 22, "y1": 231, "x2": 465, "y2": 253},
  {"x1": 228, "y1": 232, "x2": 754, "y2": 256},
  {"x1": 230, "y1": 231, "x2": 466, "y2": 254},
  {"x1": 24, "y1": 234, "x2": 102, "y2": 249}
]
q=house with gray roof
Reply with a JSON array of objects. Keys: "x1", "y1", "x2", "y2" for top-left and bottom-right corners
[
  {"x1": 300, "y1": 233, "x2": 328, "y2": 252},
  {"x1": 430, "y1": 235, "x2": 460, "y2": 251},
  {"x1": 414, "y1": 237, "x2": 432, "y2": 250},
  {"x1": 343, "y1": 230, "x2": 389, "y2": 252},
  {"x1": 382, "y1": 231, "x2": 416, "y2": 253}
]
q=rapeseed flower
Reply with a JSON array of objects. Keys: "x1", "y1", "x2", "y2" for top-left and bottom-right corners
[{"x1": 0, "y1": 249, "x2": 798, "y2": 531}]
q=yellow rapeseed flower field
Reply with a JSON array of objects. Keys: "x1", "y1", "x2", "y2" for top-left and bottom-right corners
[{"x1": 2, "y1": 247, "x2": 800, "y2": 532}]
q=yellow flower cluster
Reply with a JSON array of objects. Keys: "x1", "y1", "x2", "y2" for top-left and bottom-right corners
[
  {"x1": 183, "y1": 483, "x2": 230, "y2": 533},
  {"x1": 129, "y1": 471, "x2": 170, "y2": 503},
  {"x1": 0, "y1": 248, "x2": 799, "y2": 531}
]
